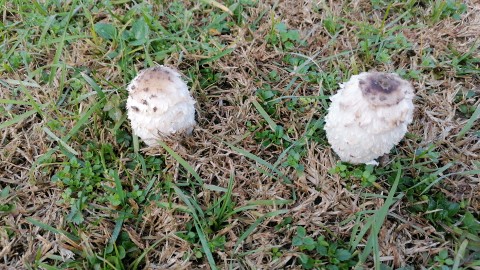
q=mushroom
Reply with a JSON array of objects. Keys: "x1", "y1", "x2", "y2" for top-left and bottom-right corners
[
  {"x1": 324, "y1": 72, "x2": 415, "y2": 165},
  {"x1": 126, "y1": 65, "x2": 196, "y2": 146}
]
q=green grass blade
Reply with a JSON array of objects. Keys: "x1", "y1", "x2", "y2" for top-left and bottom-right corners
[
  {"x1": 0, "y1": 99, "x2": 36, "y2": 105},
  {"x1": 420, "y1": 169, "x2": 480, "y2": 195},
  {"x1": 227, "y1": 205, "x2": 258, "y2": 217},
  {"x1": 218, "y1": 172, "x2": 235, "y2": 218},
  {"x1": 130, "y1": 235, "x2": 170, "y2": 270},
  {"x1": 80, "y1": 72, "x2": 106, "y2": 99},
  {"x1": 107, "y1": 217, "x2": 124, "y2": 251},
  {"x1": 39, "y1": 15, "x2": 57, "y2": 45},
  {"x1": 47, "y1": 6, "x2": 81, "y2": 85},
  {"x1": 1, "y1": 78, "x2": 41, "y2": 88},
  {"x1": 111, "y1": 170, "x2": 126, "y2": 203},
  {"x1": 64, "y1": 97, "x2": 105, "y2": 142},
  {"x1": 251, "y1": 99, "x2": 279, "y2": 134},
  {"x1": 354, "y1": 167, "x2": 402, "y2": 268},
  {"x1": 203, "y1": 184, "x2": 228, "y2": 192},
  {"x1": 452, "y1": 239, "x2": 468, "y2": 270},
  {"x1": 38, "y1": 263, "x2": 61, "y2": 270},
  {"x1": 133, "y1": 134, "x2": 140, "y2": 153},
  {"x1": 252, "y1": 98, "x2": 294, "y2": 146},
  {"x1": 219, "y1": 138, "x2": 290, "y2": 183},
  {"x1": 156, "y1": 201, "x2": 190, "y2": 213},
  {"x1": 170, "y1": 183, "x2": 204, "y2": 219},
  {"x1": 157, "y1": 140, "x2": 205, "y2": 186},
  {"x1": 171, "y1": 184, "x2": 216, "y2": 269},
  {"x1": 456, "y1": 104, "x2": 480, "y2": 141},
  {"x1": 0, "y1": 109, "x2": 37, "y2": 129},
  {"x1": 246, "y1": 199, "x2": 293, "y2": 206},
  {"x1": 194, "y1": 221, "x2": 218, "y2": 270},
  {"x1": 139, "y1": 176, "x2": 157, "y2": 204},
  {"x1": 372, "y1": 217, "x2": 381, "y2": 270},
  {"x1": 234, "y1": 209, "x2": 288, "y2": 252},
  {"x1": 200, "y1": 48, "x2": 234, "y2": 65},
  {"x1": 26, "y1": 217, "x2": 80, "y2": 242},
  {"x1": 43, "y1": 127, "x2": 79, "y2": 156},
  {"x1": 350, "y1": 214, "x2": 375, "y2": 252}
]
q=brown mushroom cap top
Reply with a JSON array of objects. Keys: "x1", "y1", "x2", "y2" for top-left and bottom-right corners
[
  {"x1": 359, "y1": 72, "x2": 409, "y2": 106},
  {"x1": 128, "y1": 66, "x2": 179, "y2": 95}
]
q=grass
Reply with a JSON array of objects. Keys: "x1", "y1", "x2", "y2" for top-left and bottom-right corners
[{"x1": 1, "y1": 0, "x2": 479, "y2": 269}]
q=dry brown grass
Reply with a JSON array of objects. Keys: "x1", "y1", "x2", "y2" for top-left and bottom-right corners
[{"x1": 1, "y1": 0, "x2": 479, "y2": 269}]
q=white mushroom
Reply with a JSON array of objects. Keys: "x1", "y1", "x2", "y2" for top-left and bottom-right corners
[
  {"x1": 324, "y1": 72, "x2": 415, "y2": 165},
  {"x1": 126, "y1": 65, "x2": 196, "y2": 146}
]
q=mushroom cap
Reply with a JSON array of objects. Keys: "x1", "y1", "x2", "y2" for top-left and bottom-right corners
[
  {"x1": 324, "y1": 72, "x2": 415, "y2": 164},
  {"x1": 126, "y1": 65, "x2": 196, "y2": 146}
]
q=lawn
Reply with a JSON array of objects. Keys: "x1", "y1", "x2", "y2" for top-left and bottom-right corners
[{"x1": 1, "y1": 0, "x2": 479, "y2": 269}]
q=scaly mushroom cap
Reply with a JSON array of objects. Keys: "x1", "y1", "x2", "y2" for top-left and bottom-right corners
[
  {"x1": 359, "y1": 72, "x2": 407, "y2": 106},
  {"x1": 324, "y1": 72, "x2": 415, "y2": 164},
  {"x1": 126, "y1": 65, "x2": 196, "y2": 146}
]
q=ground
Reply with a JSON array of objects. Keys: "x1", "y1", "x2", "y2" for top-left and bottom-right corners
[{"x1": 1, "y1": 0, "x2": 479, "y2": 269}]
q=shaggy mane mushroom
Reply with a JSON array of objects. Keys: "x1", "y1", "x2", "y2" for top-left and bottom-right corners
[
  {"x1": 126, "y1": 65, "x2": 196, "y2": 146},
  {"x1": 324, "y1": 72, "x2": 415, "y2": 165}
]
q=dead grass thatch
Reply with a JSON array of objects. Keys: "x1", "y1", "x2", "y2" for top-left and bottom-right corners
[{"x1": 1, "y1": 0, "x2": 479, "y2": 269}]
